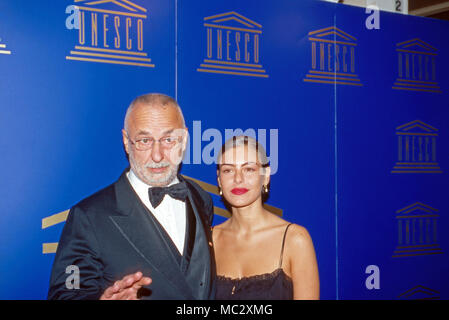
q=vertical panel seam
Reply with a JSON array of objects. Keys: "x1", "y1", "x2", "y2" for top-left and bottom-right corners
[
  {"x1": 175, "y1": 0, "x2": 178, "y2": 100},
  {"x1": 333, "y1": 12, "x2": 339, "y2": 301}
]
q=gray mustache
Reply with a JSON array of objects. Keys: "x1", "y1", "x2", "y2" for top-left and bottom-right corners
[{"x1": 145, "y1": 162, "x2": 171, "y2": 169}]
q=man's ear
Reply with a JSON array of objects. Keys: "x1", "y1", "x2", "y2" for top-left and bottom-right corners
[
  {"x1": 169, "y1": 128, "x2": 188, "y2": 165},
  {"x1": 122, "y1": 129, "x2": 130, "y2": 155},
  {"x1": 181, "y1": 127, "x2": 189, "y2": 152}
]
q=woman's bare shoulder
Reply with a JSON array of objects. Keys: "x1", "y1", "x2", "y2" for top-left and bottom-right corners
[
  {"x1": 211, "y1": 220, "x2": 231, "y2": 240},
  {"x1": 285, "y1": 223, "x2": 314, "y2": 249},
  {"x1": 212, "y1": 220, "x2": 230, "y2": 231}
]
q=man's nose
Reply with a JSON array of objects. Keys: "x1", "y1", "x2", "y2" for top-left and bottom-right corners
[{"x1": 150, "y1": 141, "x2": 163, "y2": 163}]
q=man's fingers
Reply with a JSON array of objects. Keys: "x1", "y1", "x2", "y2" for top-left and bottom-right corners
[
  {"x1": 101, "y1": 283, "x2": 120, "y2": 299},
  {"x1": 129, "y1": 271, "x2": 143, "y2": 286},
  {"x1": 100, "y1": 272, "x2": 150, "y2": 300},
  {"x1": 132, "y1": 276, "x2": 152, "y2": 290},
  {"x1": 140, "y1": 276, "x2": 152, "y2": 285},
  {"x1": 110, "y1": 271, "x2": 147, "y2": 292},
  {"x1": 117, "y1": 272, "x2": 141, "y2": 290},
  {"x1": 123, "y1": 276, "x2": 134, "y2": 288},
  {"x1": 117, "y1": 286, "x2": 138, "y2": 300},
  {"x1": 121, "y1": 272, "x2": 147, "y2": 289}
]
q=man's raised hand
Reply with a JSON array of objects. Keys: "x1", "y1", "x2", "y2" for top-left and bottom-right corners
[{"x1": 100, "y1": 271, "x2": 152, "y2": 300}]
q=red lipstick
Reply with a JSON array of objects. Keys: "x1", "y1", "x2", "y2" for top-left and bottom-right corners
[{"x1": 231, "y1": 188, "x2": 249, "y2": 195}]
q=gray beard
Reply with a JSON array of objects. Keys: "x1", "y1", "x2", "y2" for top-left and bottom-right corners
[
  {"x1": 129, "y1": 156, "x2": 179, "y2": 187},
  {"x1": 144, "y1": 166, "x2": 178, "y2": 186}
]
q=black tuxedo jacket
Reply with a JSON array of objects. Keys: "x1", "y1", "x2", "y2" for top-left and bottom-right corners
[{"x1": 47, "y1": 169, "x2": 216, "y2": 300}]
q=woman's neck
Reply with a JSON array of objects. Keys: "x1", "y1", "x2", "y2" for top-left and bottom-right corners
[{"x1": 228, "y1": 200, "x2": 269, "y2": 233}]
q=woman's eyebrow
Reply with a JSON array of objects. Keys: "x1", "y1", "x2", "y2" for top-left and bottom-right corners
[{"x1": 221, "y1": 162, "x2": 258, "y2": 167}]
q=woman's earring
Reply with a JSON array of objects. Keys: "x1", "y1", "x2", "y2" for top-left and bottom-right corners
[
  {"x1": 263, "y1": 185, "x2": 268, "y2": 193},
  {"x1": 219, "y1": 188, "x2": 223, "y2": 196}
]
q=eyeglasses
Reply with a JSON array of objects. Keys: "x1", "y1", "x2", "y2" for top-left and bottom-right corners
[{"x1": 127, "y1": 135, "x2": 182, "y2": 151}]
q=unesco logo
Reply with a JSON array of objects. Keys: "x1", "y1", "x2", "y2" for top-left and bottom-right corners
[
  {"x1": 197, "y1": 11, "x2": 268, "y2": 78},
  {"x1": 65, "y1": 0, "x2": 154, "y2": 68},
  {"x1": 303, "y1": 26, "x2": 362, "y2": 87},
  {"x1": 392, "y1": 38, "x2": 441, "y2": 93}
]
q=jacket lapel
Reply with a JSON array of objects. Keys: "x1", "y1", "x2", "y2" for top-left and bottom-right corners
[
  {"x1": 180, "y1": 175, "x2": 214, "y2": 299},
  {"x1": 109, "y1": 170, "x2": 195, "y2": 299},
  {"x1": 180, "y1": 198, "x2": 196, "y2": 273}
]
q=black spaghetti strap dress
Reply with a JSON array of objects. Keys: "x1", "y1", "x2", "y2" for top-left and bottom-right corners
[{"x1": 215, "y1": 224, "x2": 294, "y2": 300}]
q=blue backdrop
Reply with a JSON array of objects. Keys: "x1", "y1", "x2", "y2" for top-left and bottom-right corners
[{"x1": 0, "y1": 0, "x2": 448, "y2": 299}]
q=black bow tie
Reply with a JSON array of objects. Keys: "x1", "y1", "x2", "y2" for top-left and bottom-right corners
[{"x1": 148, "y1": 181, "x2": 188, "y2": 208}]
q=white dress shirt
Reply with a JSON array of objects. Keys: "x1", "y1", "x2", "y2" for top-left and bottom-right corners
[{"x1": 127, "y1": 169, "x2": 186, "y2": 255}]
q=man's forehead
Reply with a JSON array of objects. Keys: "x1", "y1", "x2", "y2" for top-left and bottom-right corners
[
  {"x1": 132, "y1": 101, "x2": 179, "y2": 116},
  {"x1": 128, "y1": 103, "x2": 183, "y2": 131}
]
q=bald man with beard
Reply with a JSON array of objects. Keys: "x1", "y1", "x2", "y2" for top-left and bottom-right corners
[{"x1": 48, "y1": 93, "x2": 216, "y2": 300}]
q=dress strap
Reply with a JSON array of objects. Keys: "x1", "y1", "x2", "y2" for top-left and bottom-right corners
[{"x1": 279, "y1": 223, "x2": 293, "y2": 268}]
